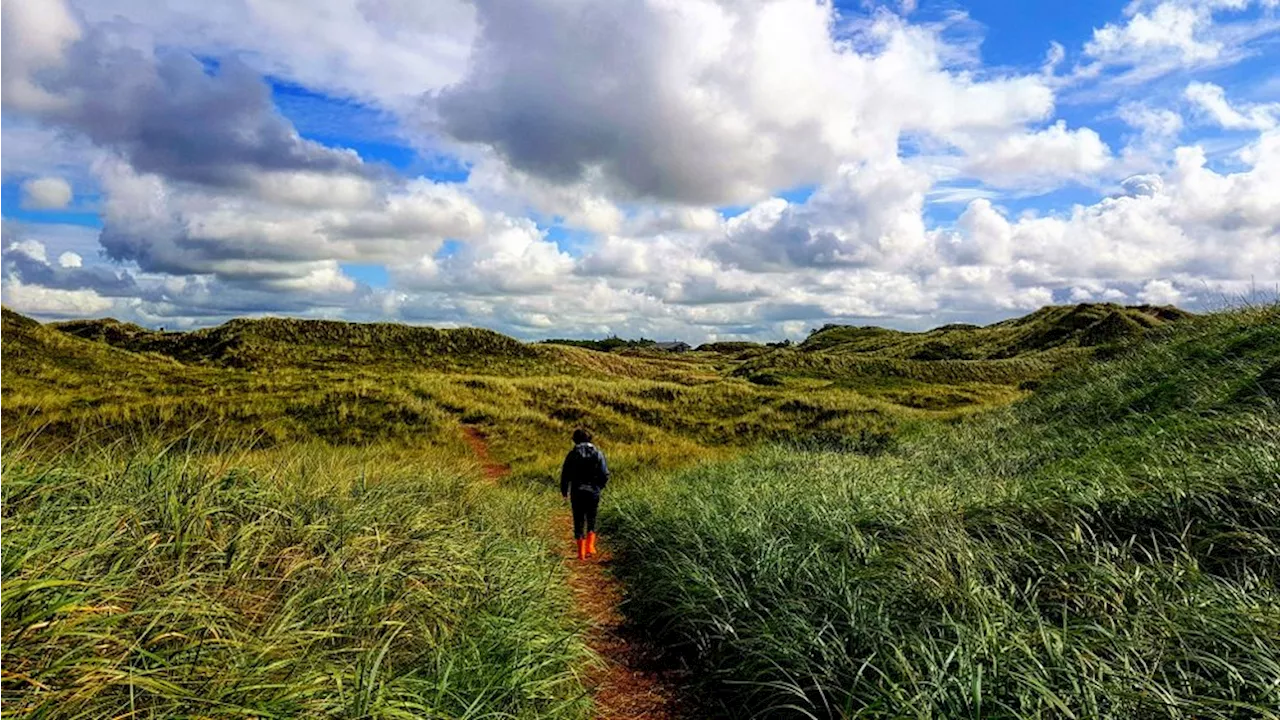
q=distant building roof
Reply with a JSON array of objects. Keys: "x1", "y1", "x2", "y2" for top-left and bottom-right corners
[{"x1": 653, "y1": 341, "x2": 691, "y2": 352}]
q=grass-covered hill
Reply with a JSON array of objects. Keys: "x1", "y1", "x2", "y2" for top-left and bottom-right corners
[
  {"x1": 53, "y1": 315, "x2": 539, "y2": 370},
  {"x1": 0, "y1": 303, "x2": 1196, "y2": 476},
  {"x1": 5, "y1": 307, "x2": 144, "y2": 371},
  {"x1": 2, "y1": 307, "x2": 193, "y2": 385},
  {"x1": 4, "y1": 305, "x2": 40, "y2": 330},
  {"x1": 694, "y1": 341, "x2": 772, "y2": 357},
  {"x1": 47, "y1": 315, "x2": 733, "y2": 388},
  {"x1": 733, "y1": 303, "x2": 1192, "y2": 391},
  {"x1": 3, "y1": 308, "x2": 1011, "y2": 476},
  {"x1": 606, "y1": 304, "x2": 1279, "y2": 718},
  {"x1": 32, "y1": 303, "x2": 1187, "y2": 378},
  {"x1": 799, "y1": 303, "x2": 1191, "y2": 358}
]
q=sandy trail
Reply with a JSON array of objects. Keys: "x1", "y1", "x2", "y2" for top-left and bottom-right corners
[{"x1": 461, "y1": 426, "x2": 682, "y2": 719}]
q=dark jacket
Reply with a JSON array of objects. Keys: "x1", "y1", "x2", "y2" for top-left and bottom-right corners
[{"x1": 560, "y1": 442, "x2": 609, "y2": 497}]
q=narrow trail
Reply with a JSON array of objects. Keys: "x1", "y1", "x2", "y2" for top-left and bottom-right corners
[
  {"x1": 460, "y1": 426, "x2": 510, "y2": 482},
  {"x1": 460, "y1": 426, "x2": 682, "y2": 720}
]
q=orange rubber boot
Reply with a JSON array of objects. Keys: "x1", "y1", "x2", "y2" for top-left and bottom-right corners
[
  {"x1": 576, "y1": 538, "x2": 586, "y2": 560},
  {"x1": 586, "y1": 531, "x2": 597, "y2": 557}
]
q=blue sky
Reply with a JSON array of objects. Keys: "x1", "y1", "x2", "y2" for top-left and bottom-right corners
[
  {"x1": 1, "y1": 182, "x2": 102, "y2": 228},
  {"x1": 2, "y1": 0, "x2": 1277, "y2": 340}
]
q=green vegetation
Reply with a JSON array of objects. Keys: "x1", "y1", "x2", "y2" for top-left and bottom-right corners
[
  {"x1": 2, "y1": 442, "x2": 591, "y2": 717},
  {"x1": 540, "y1": 335, "x2": 659, "y2": 352},
  {"x1": 52, "y1": 315, "x2": 539, "y2": 370},
  {"x1": 695, "y1": 341, "x2": 770, "y2": 356},
  {"x1": 798, "y1": 304, "x2": 1190, "y2": 357},
  {"x1": 3, "y1": 306, "x2": 1042, "y2": 479},
  {"x1": 605, "y1": 305, "x2": 1280, "y2": 718},
  {"x1": 6, "y1": 301, "x2": 1246, "y2": 718},
  {"x1": 727, "y1": 305, "x2": 1193, "y2": 403}
]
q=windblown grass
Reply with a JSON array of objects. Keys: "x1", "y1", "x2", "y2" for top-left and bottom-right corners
[
  {"x1": 606, "y1": 306, "x2": 1280, "y2": 719},
  {"x1": 0, "y1": 302, "x2": 1226, "y2": 718},
  {"x1": 2, "y1": 441, "x2": 592, "y2": 718}
]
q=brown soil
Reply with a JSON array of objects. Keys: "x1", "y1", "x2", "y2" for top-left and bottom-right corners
[
  {"x1": 460, "y1": 425, "x2": 510, "y2": 482},
  {"x1": 460, "y1": 426, "x2": 683, "y2": 719}
]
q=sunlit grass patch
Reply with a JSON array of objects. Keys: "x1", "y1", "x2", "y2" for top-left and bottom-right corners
[{"x1": 2, "y1": 442, "x2": 592, "y2": 718}]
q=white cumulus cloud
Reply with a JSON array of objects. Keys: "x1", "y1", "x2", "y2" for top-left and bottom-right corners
[
  {"x1": 1, "y1": 0, "x2": 82, "y2": 112},
  {"x1": 20, "y1": 177, "x2": 74, "y2": 210},
  {"x1": 963, "y1": 121, "x2": 1113, "y2": 189},
  {"x1": 433, "y1": 0, "x2": 1053, "y2": 205},
  {"x1": 1184, "y1": 81, "x2": 1279, "y2": 130}
]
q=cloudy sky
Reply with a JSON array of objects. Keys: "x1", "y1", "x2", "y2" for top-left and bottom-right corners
[{"x1": 2, "y1": 0, "x2": 1277, "y2": 341}]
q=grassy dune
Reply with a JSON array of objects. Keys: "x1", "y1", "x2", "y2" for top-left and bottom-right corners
[
  {"x1": 2, "y1": 307, "x2": 1033, "y2": 482},
  {"x1": 606, "y1": 306, "x2": 1280, "y2": 718},
  {"x1": 4, "y1": 302, "x2": 1242, "y2": 718},
  {"x1": 6, "y1": 303, "x2": 1177, "y2": 466},
  {"x1": 797, "y1": 303, "x2": 1190, "y2": 357}
]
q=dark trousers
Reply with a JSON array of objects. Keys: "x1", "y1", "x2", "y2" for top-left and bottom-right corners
[{"x1": 571, "y1": 489, "x2": 600, "y2": 539}]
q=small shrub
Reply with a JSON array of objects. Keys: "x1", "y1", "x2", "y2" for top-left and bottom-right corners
[{"x1": 745, "y1": 371, "x2": 783, "y2": 386}]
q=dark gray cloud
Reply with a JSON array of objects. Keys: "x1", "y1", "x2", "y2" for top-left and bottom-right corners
[
  {"x1": 138, "y1": 278, "x2": 371, "y2": 320},
  {"x1": 435, "y1": 0, "x2": 681, "y2": 198},
  {"x1": 90, "y1": 166, "x2": 479, "y2": 285},
  {"x1": 24, "y1": 27, "x2": 364, "y2": 190},
  {"x1": 98, "y1": 217, "x2": 322, "y2": 277},
  {"x1": 756, "y1": 302, "x2": 835, "y2": 322},
  {"x1": 717, "y1": 222, "x2": 876, "y2": 271}
]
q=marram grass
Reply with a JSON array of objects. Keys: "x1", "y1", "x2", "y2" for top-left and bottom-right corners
[
  {"x1": 1, "y1": 303, "x2": 1267, "y2": 719},
  {"x1": 1, "y1": 442, "x2": 593, "y2": 719},
  {"x1": 605, "y1": 306, "x2": 1280, "y2": 719}
]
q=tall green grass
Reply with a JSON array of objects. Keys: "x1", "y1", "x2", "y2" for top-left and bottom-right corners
[
  {"x1": 2, "y1": 442, "x2": 592, "y2": 718},
  {"x1": 606, "y1": 306, "x2": 1280, "y2": 718}
]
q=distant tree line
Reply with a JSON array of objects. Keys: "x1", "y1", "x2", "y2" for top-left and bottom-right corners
[
  {"x1": 546, "y1": 336, "x2": 794, "y2": 353},
  {"x1": 541, "y1": 335, "x2": 658, "y2": 352}
]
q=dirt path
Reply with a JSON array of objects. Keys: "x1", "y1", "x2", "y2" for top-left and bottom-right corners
[
  {"x1": 460, "y1": 426, "x2": 682, "y2": 720},
  {"x1": 460, "y1": 426, "x2": 510, "y2": 482}
]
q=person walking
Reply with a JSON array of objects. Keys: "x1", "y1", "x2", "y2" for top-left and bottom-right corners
[{"x1": 560, "y1": 428, "x2": 610, "y2": 560}]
